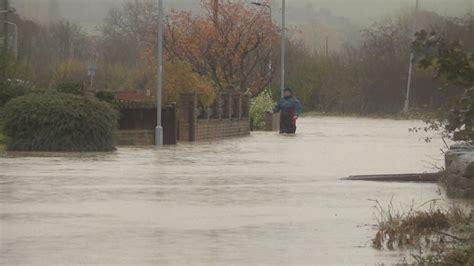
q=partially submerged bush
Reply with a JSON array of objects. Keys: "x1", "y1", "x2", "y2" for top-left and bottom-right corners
[{"x1": 3, "y1": 93, "x2": 118, "y2": 152}]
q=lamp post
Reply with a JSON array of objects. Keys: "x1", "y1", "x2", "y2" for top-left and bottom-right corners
[
  {"x1": 155, "y1": 0, "x2": 164, "y2": 146},
  {"x1": 250, "y1": 1, "x2": 273, "y2": 90},
  {"x1": 3, "y1": 21, "x2": 17, "y2": 60},
  {"x1": 403, "y1": 0, "x2": 419, "y2": 114},
  {"x1": 280, "y1": 0, "x2": 286, "y2": 97},
  {"x1": 2, "y1": 0, "x2": 15, "y2": 58}
]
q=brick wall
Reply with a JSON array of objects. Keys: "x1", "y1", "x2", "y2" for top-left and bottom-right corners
[
  {"x1": 195, "y1": 119, "x2": 250, "y2": 141},
  {"x1": 115, "y1": 130, "x2": 154, "y2": 146},
  {"x1": 179, "y1": 93, "x2": 250, "y2": 142}
]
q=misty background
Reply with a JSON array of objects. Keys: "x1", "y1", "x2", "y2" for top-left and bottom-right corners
[
  {"x1": 1, "y1": 0, "x2": 473, "y2": 115},
  {"x1": 11, "y1": 0, "x2": 474, "y2": 27},
  {"x1": 10, "y1": 0, "x2": 473, "y2": 52}
]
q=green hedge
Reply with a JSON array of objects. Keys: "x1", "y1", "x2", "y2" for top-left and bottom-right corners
[{"x1": 2, "y1": 93, "x2": 118, "y2": 152}]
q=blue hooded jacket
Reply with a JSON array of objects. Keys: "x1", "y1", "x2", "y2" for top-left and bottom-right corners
[{"x1": 273, "y1": 96, "x2": 302, "y2": 116}]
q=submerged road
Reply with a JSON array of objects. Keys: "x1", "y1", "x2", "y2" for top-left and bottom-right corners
[{"x1": 0, "y1": 117, "x2": 449, "y2": 265}]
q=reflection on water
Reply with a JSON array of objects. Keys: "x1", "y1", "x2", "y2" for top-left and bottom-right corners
[{"x1": 0, "y1": 117, "x2": 448, "y2": 265}]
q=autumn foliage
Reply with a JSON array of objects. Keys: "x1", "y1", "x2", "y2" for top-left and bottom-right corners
[
  {"x1": 147, "y1": 60, "x2": 216, "y2": 107},
  {"x1": 144, "y1": 0, "x2": 278, "y2": 98}
]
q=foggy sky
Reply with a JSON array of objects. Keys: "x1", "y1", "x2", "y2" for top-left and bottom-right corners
[{"x1": 11, "y1": 0, "x2": 474, "y2": 28}]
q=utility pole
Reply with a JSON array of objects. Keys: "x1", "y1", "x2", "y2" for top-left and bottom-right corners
[
  {"x1": 280, "y1": 0, "x2": 286, "y2": 97},
  {"x1": 155, "y1": 0, "x2": 164, "y2": 146},
  {"x1": 403, "y1": 0, "x2": 419, "y2": 114}
]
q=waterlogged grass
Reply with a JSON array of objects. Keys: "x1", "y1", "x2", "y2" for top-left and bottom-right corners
[
  {"x1": 413, "y1": 238, "x2": 474, "y2": 265},
  {"x1": 371, "y1": 199, "x2": 474, "y2": 265},
  {"x1": 372, "y1": 200, "x2": 471, "y2": 250}
]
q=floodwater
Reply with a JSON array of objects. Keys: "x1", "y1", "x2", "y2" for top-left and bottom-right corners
[{"x1": 0, "y1": 117, "x2": 450, "y2": 265}]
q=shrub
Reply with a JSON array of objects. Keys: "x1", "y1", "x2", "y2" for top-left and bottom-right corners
[
  {"x1": 56, "y1": 82, "x2": 84, "y2": 95},
  {"x1": 0, "y1": 79, "x2": 32, "y2": 108},
  {"x1": 413, "y1": 31, "x2": 474, "y2": 142},
  {"x1": 250, "y1": 89, "x2": 276, "y2": 130},
  {"x1": 0, "y1": 132, "x2": 5, "y2": 145},
  {"x1": 95, "y1": 91, "x2": 115, "y2": 103},
  {"x1": 2, "y1": 93, "x2": 118, "y2": 152}
]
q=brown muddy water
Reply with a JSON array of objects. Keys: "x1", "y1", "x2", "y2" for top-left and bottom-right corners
[{"x1": 0, "y1": 117, "x2": 450, "y2": 265}]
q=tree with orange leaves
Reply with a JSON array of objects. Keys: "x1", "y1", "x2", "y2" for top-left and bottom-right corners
[
  {"x1": 163, "y1": 0, "x2": 278, "y2": 96},
  {"x1": 142, "y1": 46, "x2": 216, "y2": 107}
]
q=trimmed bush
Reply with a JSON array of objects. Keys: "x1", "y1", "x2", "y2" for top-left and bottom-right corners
[
  {"x1": 3, "y1": 93, "x2": 118, "y2": 152},
  {"x1": 0, "y1": 79, "x2": 31, "y2": 108}
]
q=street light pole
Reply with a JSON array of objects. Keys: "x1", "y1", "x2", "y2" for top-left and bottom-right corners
[
  {"x1": 155, "y1": 0, "x2": 164, "y2": 146},
  {"x1": 403, "y1": 0, "x2": 419, "y2": 114},
  {"x1": 280, "y1": 0, "x2": 286, "y2": 97}
]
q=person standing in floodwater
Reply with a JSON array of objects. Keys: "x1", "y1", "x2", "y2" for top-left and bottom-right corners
[{"x1": 272, "y1": 88, "x2": 302, "y2": 134}]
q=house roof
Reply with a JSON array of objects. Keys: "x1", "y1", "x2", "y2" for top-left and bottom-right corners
[{"x1": 114, "y1": 90, "x2": 153, "y2": 103}]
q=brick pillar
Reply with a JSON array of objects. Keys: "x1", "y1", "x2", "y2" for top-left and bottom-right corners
[
  {"x1": 242, "y1": 95, "x2": 250, "y2": 119},
  {"x1": 218, "y1": 93, "x2": 222, "y2": 120},
  {"x1": 236, "y1": 93, "x2": 242, "y2": 120},
  {"x1": 228, "y1": 93, "x2": 232, "y2": 119},
  {"x1": 179, "y1": 93, "x2": 198, "y2": 141}
]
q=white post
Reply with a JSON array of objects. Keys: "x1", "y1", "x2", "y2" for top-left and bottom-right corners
[
  {"x1": 155, "y1": 0, "x2": 164, "y2": 146},
  {"x1": 403, "y1": 0, "x2": 419, "y2": 114},
  {"x1": 280, "y1": 0, "x2": 286, "y2": 97}
]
